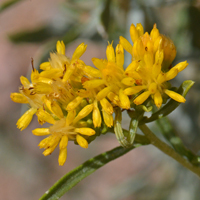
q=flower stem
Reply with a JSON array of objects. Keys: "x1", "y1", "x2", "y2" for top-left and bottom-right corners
[{"x1": 139, "y1": 124, "x2": 200, "y2": 177}]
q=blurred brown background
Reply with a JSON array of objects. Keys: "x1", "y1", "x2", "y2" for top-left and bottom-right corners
[{"x1": 1, "y1": 0, "x2": 200, "y2": 199}]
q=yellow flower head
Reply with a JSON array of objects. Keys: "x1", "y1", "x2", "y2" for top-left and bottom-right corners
[
  {"x1": 40, "y1": 41, "x2": 88, "y2": 83},
  {"x1": 120, "y1": 23, "x2": 177, "y2": 72},
  {"x1": 10, "y1": 69, "x2": 46, "y2": 130},
  {"x1": 11, "y1": 25, "x2": 192, "y2": 166},
  {"x1": 123, "y1": 49, "x2": 188, "y2": 108},
  {"x1": 33, "y1": 109, "x2": 96, "y2": 166},
  {"x1": 83, "y1": 42, "x2": 130, "y2": 109}
]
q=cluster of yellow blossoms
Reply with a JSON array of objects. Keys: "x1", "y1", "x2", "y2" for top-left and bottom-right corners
[{"x1": 11, "y1": 23, "x2": 188, "y2": 165}]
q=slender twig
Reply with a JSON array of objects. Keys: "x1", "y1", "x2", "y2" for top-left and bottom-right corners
[{"x1": 139, "y1": 124, "x2": 200, "y2": 177}]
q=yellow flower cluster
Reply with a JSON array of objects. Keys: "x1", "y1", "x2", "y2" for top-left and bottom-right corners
[{"x1": 11, "y1": 23, "x2": 188, "y2": 165}]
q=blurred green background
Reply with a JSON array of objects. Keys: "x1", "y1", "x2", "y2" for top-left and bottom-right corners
[{"x1": 1, "y1": 0, "x2": 200, "y2": 199}]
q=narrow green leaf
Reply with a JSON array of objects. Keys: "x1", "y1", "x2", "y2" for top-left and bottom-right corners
[
  {"x1": 8, "y1": 26, "x2": 55, "y2": 43},
  {"x1": 39, "y1": 146, "x2": 134, "y2": 200},
  {"x1": 156, "y1": 116, "x2": 200, "y2": 166},
  {"x1": 100, "y1": 0, "x2": 111, "y2": 33},
  {"x1": 0, "y1": 0, "x2": 23, "y2": 13},
  {"x1": 141, "y1": 80, "x2": 194, "y2": 124},
  {"x1": 8, "y1": 24, "x2": 79, "y2": 43}
]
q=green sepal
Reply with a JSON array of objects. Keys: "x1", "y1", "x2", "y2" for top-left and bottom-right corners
[
  {"x1": 127, "y1": 118, "x2": 137, "y2": 144},
  {"x1": 114, "y1": 108, "x2": 139, "y2": 148},
  {"x1": 141, "y1": 80, "x2": 194, "y2": 124},
  {"x1": 114, "y1": 107, "x2": 132, "y2": 148}
]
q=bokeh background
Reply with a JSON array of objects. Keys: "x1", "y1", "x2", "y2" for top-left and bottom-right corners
[{"x1": 1, "y1": 0, "x2": 200, "y2": 199}]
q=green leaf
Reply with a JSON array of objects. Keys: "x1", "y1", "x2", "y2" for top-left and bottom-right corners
[
  {"x1": 39, "y1": 146, "x2": 134, "y2": 200},
  {"x1": 100, "y1": 0, "x2": 111, "y2": 33},
  {"x1": 156, "y1": 116, "x2": 200, "y2": 166},
  {"x1": 141, "y1": 80, "x2": 194, "y2": 124},
  {"x1": 0, "y1": 0, "x2": 23, "y2": 13},
  {"x1": 8, "y1": 25, "x2": 56, "y2": 43},
  {"x1": 8, "y1": 24, "x2": 79, "y2": 43}
]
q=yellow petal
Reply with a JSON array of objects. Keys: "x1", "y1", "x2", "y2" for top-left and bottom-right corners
[
  {"x1": 40, "y1": 68, "x2": 63, "y2": 79},
  {"x1": 39, "y1": 136, "x2": 52, "y2": 149},
  {"x1": 20, "y1": 76, "x2": 30, "y2": 86},
  {"x1": 76, "y1": 134, "x2": 88, "y2": 148},
  {"x1": 154, "y1": 36, "x2": 162, "y2": 52},
  {"x1": 58, "y1": 148, "x2": 67, "y2": 166},
  {"x1": 92, "y1": 58, "x2": 105, "y2": 70},
  {"x1": 32, "y1": 128, "x2": 50, "y2": 136},
  {"x1": 82, "y1": 65, "x2": 101, "y2": 78},
  {"x1": 134, "y1": 91, "x2": 151, "y2": 105},
  {"x1": 59, "y1": 135, "x2": 68, "y2": 149},
  {"x1": 155, "y1": 49, "x2": 164, "y2": 66},
  {"x1": 164, "y1": 89, "x2": 186, "y2": 103},
  {"x1": 152, "y1": 50, "x2": 163, "y2": 78},
  {"x1": 124, "y1": 85, "x2": 146, "y2": 95},
  {"x1": 173, "y1": 61, "x2": 188, "y2": 72},
  {"x1": 66, "y1": 110, "x2": 76, "y2": 125},
  {"x1": 17, "y1": 108, "x2": 37, "y2": 130},
  {"x1": 150, "y1": 23, "x2": 160, "y2": 42},
  {"x1": 75, "y1": 128, "x2": 95, "y2": 136},
  {"x1": 119, "y1": 89, "x2": 130, "y2": 109},
  {"x1": 130, "y1": 23, "x2": 139, "y2": 43},
  {"x1": 100, "y1": 98, "x2": 113, "y2": 114},
  {"x1": 119, "y1": 36, "x2": 132, "y2": 55},
  {"x1": 102, "y1": 110, "x2": 113, "y2": 127},
  {"x1": 31, "y1": 69, "x2": 40, "y2": 83},
  {"x1": 157, "y1": 72, "x2": 166, "y2": 84},
  {"x1": 34, "y1": 82, "x2": 52, "y2": 94},
  {"x1": 72, "y1": 43, "x2": 87, "y2": 61},
  {"x1": 165, "y1": 68, "x2": 178, "y2": 81},
  {"x1": 73, "y1": 104, "x2": 94, "y2": 124},
  {"x1": 136, "y1": 23, "x2": 144, "y2": 36},
  {"x1": 133, "y1": 39, "x2": 145, "y2": 59},
  {"x1": 46, "y1": 135, "x2": 60, "y2": 148},
  {"x1": 125, "y1": 60, "x2": 140, "y2": 73},
  {"x1": 43, "y1": 142, "x2": 58, "y2": 156},
  {"x1": 56, "y1": 40, "x2": 65, "y2": 55},
  {"x1": 66, "y1": 96, "x2": 83, "y2": 111},
  {"x1": 144, "y1": 52, "x2": 153, "y2": 68},
  {"x1": 83, "y1": 79, "x2": 105, "y2": 89},
  {"x1": 148, "y1": 82, "x2": 157, "y2": 94},
  {"x1": 51, "y1": 101, "x2": 64, "y2": 119},
  {"x1": 106, "y1": 42, "x2": 115, "y2": 63},
  {"x1": 125, "y1": 70, "x2": 141, "y2": 80},
  {"x1": 10, "y1": 93, "x2": 29, "y2": 103},
  {"x1": 121, "y1": 77, "x2": 135, "y2": 86},
  {"x1": 36, "y1": 108, "x2": 56, "y2": 125},
  {"x1": 62, "y1": 63, "x2": 75, "y2": 82},
  {"x1": 92, "y1": 100, "x2": 101, "y2": 127},
  {"x1": 115, "y1": 44, "x2": 124, "y2": 69},
  {"x1": 96, "y1": 86, "x2": 111, "y2": 101},
  {"x1": 154, "y1": 91, "x2": 163, "y2": 108},
  {"x1": 107, "y1": 92, "x2": 120, "y2": 106},
  {"x1": 40, "y1": 62, "x2": 51, "y2": 70}
]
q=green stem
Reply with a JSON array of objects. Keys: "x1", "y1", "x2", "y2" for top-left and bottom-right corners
[
  {"x1": 39, "y1": 146, "x2": 134, "y2": 200},
  {"x1": 139, "y1": 124, "x2": 200, "y2": 177}
]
